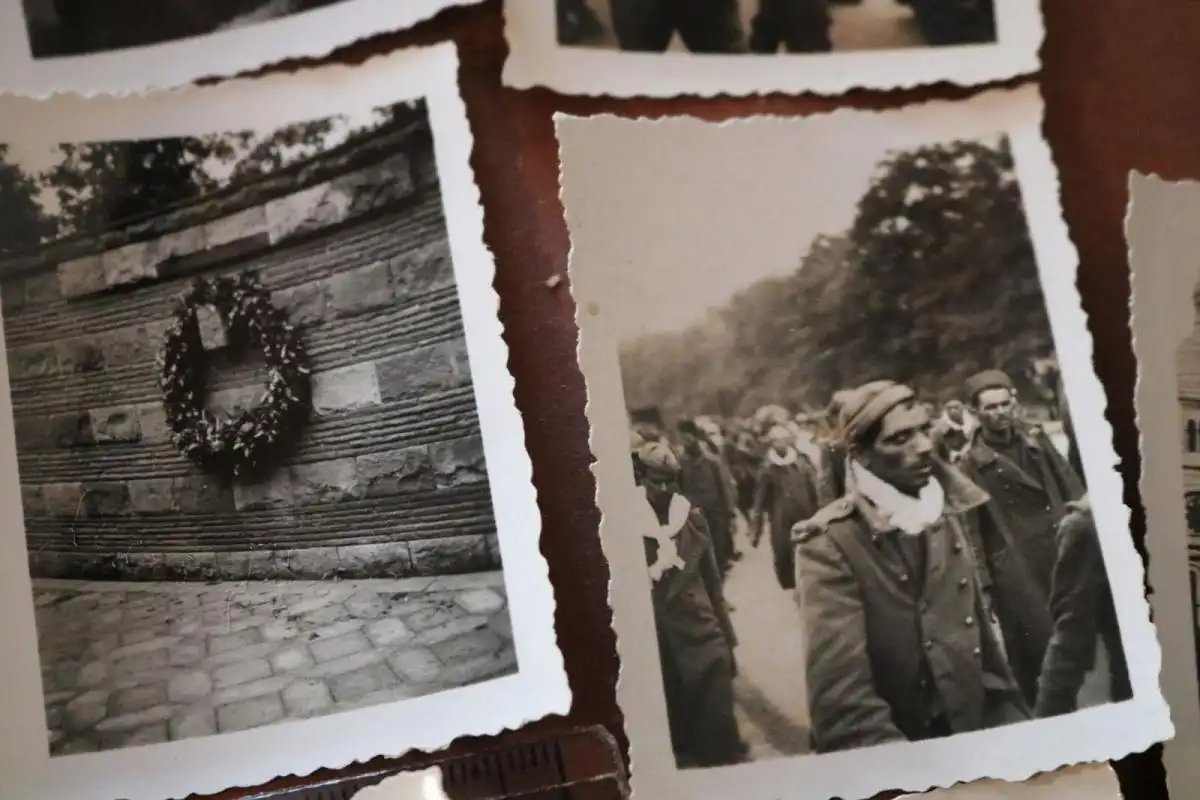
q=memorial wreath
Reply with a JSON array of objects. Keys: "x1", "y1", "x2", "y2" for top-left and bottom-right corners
[{"x1": 159, "y1": 273, "x2": 312, "y2": 480}]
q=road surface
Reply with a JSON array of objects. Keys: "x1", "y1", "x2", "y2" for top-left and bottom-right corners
[
  {"x1": 723, "y1": 520, "x2": 811, "y2": 759},
  {"x1": 578, "y1": 0, "x2": 926, "y2": 53}
]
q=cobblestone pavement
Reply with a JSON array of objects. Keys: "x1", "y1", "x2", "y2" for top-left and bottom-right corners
[{"x1": 33, "y1": 572, "x2": 515, "y2": 755}]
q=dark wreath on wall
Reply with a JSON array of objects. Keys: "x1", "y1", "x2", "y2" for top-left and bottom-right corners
[{"x1": 159, "y1": 273, "x2": 312, "y2": 482}]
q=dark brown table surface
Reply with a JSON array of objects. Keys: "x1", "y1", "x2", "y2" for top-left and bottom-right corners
[{"x1": 203, "y1": 1, "x2": 1198, "y2": 797}]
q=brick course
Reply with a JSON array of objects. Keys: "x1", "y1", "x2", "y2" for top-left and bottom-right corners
[{"x1": 1, "y1": 126, "x2": 501, "y2": 582}]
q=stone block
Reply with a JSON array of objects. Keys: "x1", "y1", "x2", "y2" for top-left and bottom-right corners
[
  {"x1": 42, "y1": 482, "x2": 85, "y2": 518},
  {"x1": 264, "y1": 181, "x2": 351, "y2": 244},
  {"x1": 429, "y1": 435, "x2": 488, "y2": 486},
  {"x1": 172, "y1": 476, "x2": 235, "y2": 514},
  {"x1": 128, "y1": 478, "x2": 175, "y2": 515},
  {"x1": 168, "y1": 670, "x2": 214, "y2": 703},
  {"x1": 14, "y1": 416, "x2": 53, "y2": 451},
  {"x1": 409, "y1": 536, "x2": 491, "y2": 575},
  {"x1": 376, "y1": 344, "x2": 457, "y2": 401},
  {"x1": 206, "y1": 206, "x2": 268, "y2": 248},
  {"x1": 271, "y1": 281, "x2": 325, "y2": 327},
  {"x1": 232, "y1": 470, "x2": 294, "y2": 511},
  {"x1": 445, "y1": 338, "x2": 472, "y2": 387},
  {"x1": 290, "y1": 458, "x2": 362, "y2": 504},
  {"x1": 209, "y1": 627, "x2": 262, "y2": 656},
  {"x1": 136, "y1": 403, "x2": 171, "y2": 443},
  {"x1": 270, "y1": 645, "x2": 313, "y2": 673},
  {"x1": 102, "y1": 240, "x2": 159, "y2": 288},
  {"x1": 309, "y1": 631, "x2": 372, "y2": 664},
  {"x1": 456, "y1": 588, "x2": 506, "y2": 616},
  {"x1": 169, "y1": 638, "x2": 206, "y2": 667},
  {"x1": 213, "y1": 658, "x2": 272, "y2": 690},
  {"x1": 387, "y1": 647, "x2": 441, "y2": 683},
  {"x1": 281, "y1": 679, "x2": 332, "y2": 716},
  {"x1": 112, "y1": 682, "x2": 167, "y2": 715},
  {"x1": 364, "y1": 617, "x2": 411, "y2": 648},
  {"x1": 56, "y1": 337, "x2": 105, "y2": 373},
  {"x1": 83, "y1": 482, "x2": 132, "y2": 517},
  {"x1": 20, "y1": 484, "x2": 45, "y2": 517},
  {"x1": 391, "y1": 239, "x2": 454, "y2": 298},
  {"x1": 335, "y1": 542, "x2": 414, "y2": 578},
  {"x1": 101, "y1": 326, "x2": 154, "y2": 368},
  {"x1": 344, "y1": 590, "x2": 388, "y2": 621},
  {"x1": 9, "y1": 343, "x2": 58, "y2": 379},
  {"x1": 354, "y1": 444, "x2": 432, "y2": 497},
  {"x1": 216, "y1": 694, "x2": 285, "y2": 733},
  {"x1": 63, "y1": 689, "x2": 109, "y2": 731},
  {"x1": 311, "y1": 362, "x2": 381, "y2": 417},
  {"x1": 22, "y1": 271, "x2": 59, "y2": 306},
  {"x1": 325, "y1": 261, "x2": 395, "y2": 318},
  {"x1": 170, "y1": 707, "x2": 217, "y2": 741},
  {"x1": 155, "y1": 225, "x2": 207, "y2": 263},
  {"x1": 95, "y1": 705, "x2": 173, "y2": 734},
  {"x1": 1, "y1": 279, "x2": 23, "y2": 313},
  {"x1": 431, "y1": 629, "x2": 504, "y2": 667},
  {"x1": 196, "y1": 305, "x2": 228, "y2": 351},
  {"x1": 333, "y1": 153, "x2": 414, "y2": 217},
  {"x1": 50, "y1": 412, "x2": 95, "y2": 448},
  {"x1": 57, "y1": 254, "x2": 106, "y2": 299},
  {"x1": 329, "y1": 662, "x2": 400, "y2": 703},
  {"x1": 90, "y1": 406, "x2": 141, "y2": 443}
]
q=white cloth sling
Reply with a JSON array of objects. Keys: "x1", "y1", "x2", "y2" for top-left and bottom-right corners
[{"x1": 635, "y1": 488, "x2": 691, "y2": 582}]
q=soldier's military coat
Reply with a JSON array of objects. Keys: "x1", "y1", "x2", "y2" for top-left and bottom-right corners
[
  {"x1": 644, "y1": 502, "x2": 743, "y2": 766},
  {"x1": 753, "y1": 449, "x2": 820, "y2": 591},
  {"x1": 795, "y1": 462, "x2": 1028, "y2": 753}
]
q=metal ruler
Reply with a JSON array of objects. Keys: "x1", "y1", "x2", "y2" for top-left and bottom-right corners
[{"x1": 230, "y1": 727, "x2": 627, "y2": 800}]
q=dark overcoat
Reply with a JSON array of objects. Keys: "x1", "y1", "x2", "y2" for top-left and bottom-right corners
[
  {"x1": 753, "y1": 453, "x2": 820, "y2": 590},
  {"x1": 1035, "y1": 501, "x2": 1132, "y2": 716},
  {"x1": 679, "y1": 449, "x2": 737, "y2": 568},
  {"x1": 962, "y1": 422, "x2": 1085, "y2": 596},
  {"x1": 795, "y1": 465, "x2": 1027, "y2": 753},
  {"x1": 646, "y1": 508, "x2": 741, "y2": 765}
]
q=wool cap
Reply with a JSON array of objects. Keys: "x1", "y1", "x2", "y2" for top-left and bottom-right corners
[
  {"x1": 839, "y1": 380, "x2": 917, "y2": 447},
  {"x1": 964, "y1": 370, "x2": 1014, "y2": 403},
  {"x1": 637, "y1": 441, "x2": 680, "y2": 475}
]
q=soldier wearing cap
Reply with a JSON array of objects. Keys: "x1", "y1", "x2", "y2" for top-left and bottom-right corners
[
  {"x1": 791, "y1": 380, "x2": 1027, "y2": 752},
  {"x1": 960, "y1": 369, "x2": 1084, "y2": 599},
  {"x1": 750, "y1": 423, "x2": 821, "y2": 590},
  {"x1": 678, "y1": 419, "x2": 740, "y2": 576},
  {"x1": 632, "y1": 440, "x2": 747, "y2": 767}
]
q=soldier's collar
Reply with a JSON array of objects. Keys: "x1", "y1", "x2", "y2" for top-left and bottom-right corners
[
  {"x1": 851, "y1": 458, "x2": 990, "y2": 536},
  {"x1": 970, "y1": 423, "x2": 1042, "y2": 463}
]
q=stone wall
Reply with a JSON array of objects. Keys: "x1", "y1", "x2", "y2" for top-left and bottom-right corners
[{"x1": 2, "y1": 122, "x2": 501, "y2": 581}]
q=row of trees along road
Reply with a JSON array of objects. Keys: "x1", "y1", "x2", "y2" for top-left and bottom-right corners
[
  {"x1": 0, "y1": 100, "x2": 416, "y2": 256},
  {"x1": 619, "y1": 137, "x2": 1058, "y2": 423}
]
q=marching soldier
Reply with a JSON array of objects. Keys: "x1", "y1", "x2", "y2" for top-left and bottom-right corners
[
  {"x1": 792, "y1": 380, "x2": 1027, "y2": 752},
  {"x1": 752, "y1": 424, "x2": 821, "y2": 590}
]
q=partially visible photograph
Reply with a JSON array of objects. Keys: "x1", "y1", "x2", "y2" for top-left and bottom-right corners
[
  {"x1": 556, "y1": 0, "x2": 996, "y2": 52},
  {"x1": 505, "y1": 0, "x2": 1041, "y2": 97}
]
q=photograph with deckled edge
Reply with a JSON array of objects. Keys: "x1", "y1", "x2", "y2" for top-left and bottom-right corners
[
  {"x1": 504, "y1": 0, "x2": 1042, "y2": 98},
  {"x1": 560, "y1": 86, "x2": 1168, "y2": 800},
  {"x1": 1125, "y1": 171, "x2": 1200, "y2": 800},
  {"x1": 0, "y1": 0, "x2": 486, "y2": 96},
  {"x1": 0, "y1": 44, "x2": 566, "y2": 800}
]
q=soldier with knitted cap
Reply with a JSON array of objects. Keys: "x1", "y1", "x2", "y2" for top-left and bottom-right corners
[
  {"x1": 750, "y1": 422, "x2": 821, "y2": 591},
  {"x1": 632, "y1": 440, "x2": 747, "y2": 767},
  {"x1": 791, "y1": 379, "x2": 1028, "y2": 752}
]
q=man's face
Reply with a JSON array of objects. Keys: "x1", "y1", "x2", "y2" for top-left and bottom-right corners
[
  {"x1": 974, "y1": 387, "x2": 1016, "y2": 434},
  {"x1": 639, "y1": 467, "x2": 676, "y2": 506},
  {"x1": 944, "y1": 399, "x2": 965, "y2": 424},
  {"x1": 862, "y1": 401, "x2": 936, "y2": 496}
]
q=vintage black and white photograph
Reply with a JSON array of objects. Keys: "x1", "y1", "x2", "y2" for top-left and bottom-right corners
[
  {"x1": 0, "y1": 0, "x2": 484, "y2": 95},
  {"x1": 0, "y1": 45, "x2": 566, "y2": 800},
  {"x1": 1126, "y1": 172, "x2": 1200, "y2": 800},
  {"x1": 561, "y1": 88, "x2": 1168, "y2": 800},
  {"x1": 503, "y1": 0, "x2": 1041, "y2": 97}
]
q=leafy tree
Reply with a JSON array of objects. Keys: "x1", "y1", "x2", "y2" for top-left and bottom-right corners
[
  {"x1": 0, "y1": 144, "x2": 52, "y2": 254},
  {"x1": 619, "y1": 137, "x2": 1058, "y2": 422}
]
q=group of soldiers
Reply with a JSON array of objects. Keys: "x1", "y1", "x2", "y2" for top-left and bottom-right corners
[
  {"x1": 556, "y1": 0, "x2": 997, "y2": 53},
  {"x1": 630, "y1": 368, "x2": 1132, "y2": 766}
]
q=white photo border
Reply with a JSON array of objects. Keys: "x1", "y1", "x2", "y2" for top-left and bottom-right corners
[
  {"x1": 504, "y1": 0, "x2": 1044, "y2": 98},
  {"x1": 0, "y1": 43, "x2": 569, "y2": 800},
  {"x1": 0, "y1": 0, "x2": 486, "y2": 97},
  {"x1": 1126, "y1": 171, "x2": 1200, "y2": 800},
  {"x1": 559, "y1": 86, "x2": 1170, "y2": 800}
]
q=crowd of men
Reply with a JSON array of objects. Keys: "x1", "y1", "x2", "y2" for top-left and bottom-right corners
[
  {"x1": 556, "y1": 0, "x2": 997, "y2": 52},
  {"x1": 629, "y1": 368, "x2": 1132, "y2": 766}
]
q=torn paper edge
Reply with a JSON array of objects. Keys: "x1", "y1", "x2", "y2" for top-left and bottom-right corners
[
  {"x1": 558, "y1": 86, "x2": 1170, "y2": 800},
  {"x1": 503, "y1": 0, "x2": 1043, "y2": 99},
  {"x1": 0, "y1": 0, "x2": 485, "y2": 98},
  {"x1": 0, "y1": 42, "x2": 570, "y2": 800}
]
